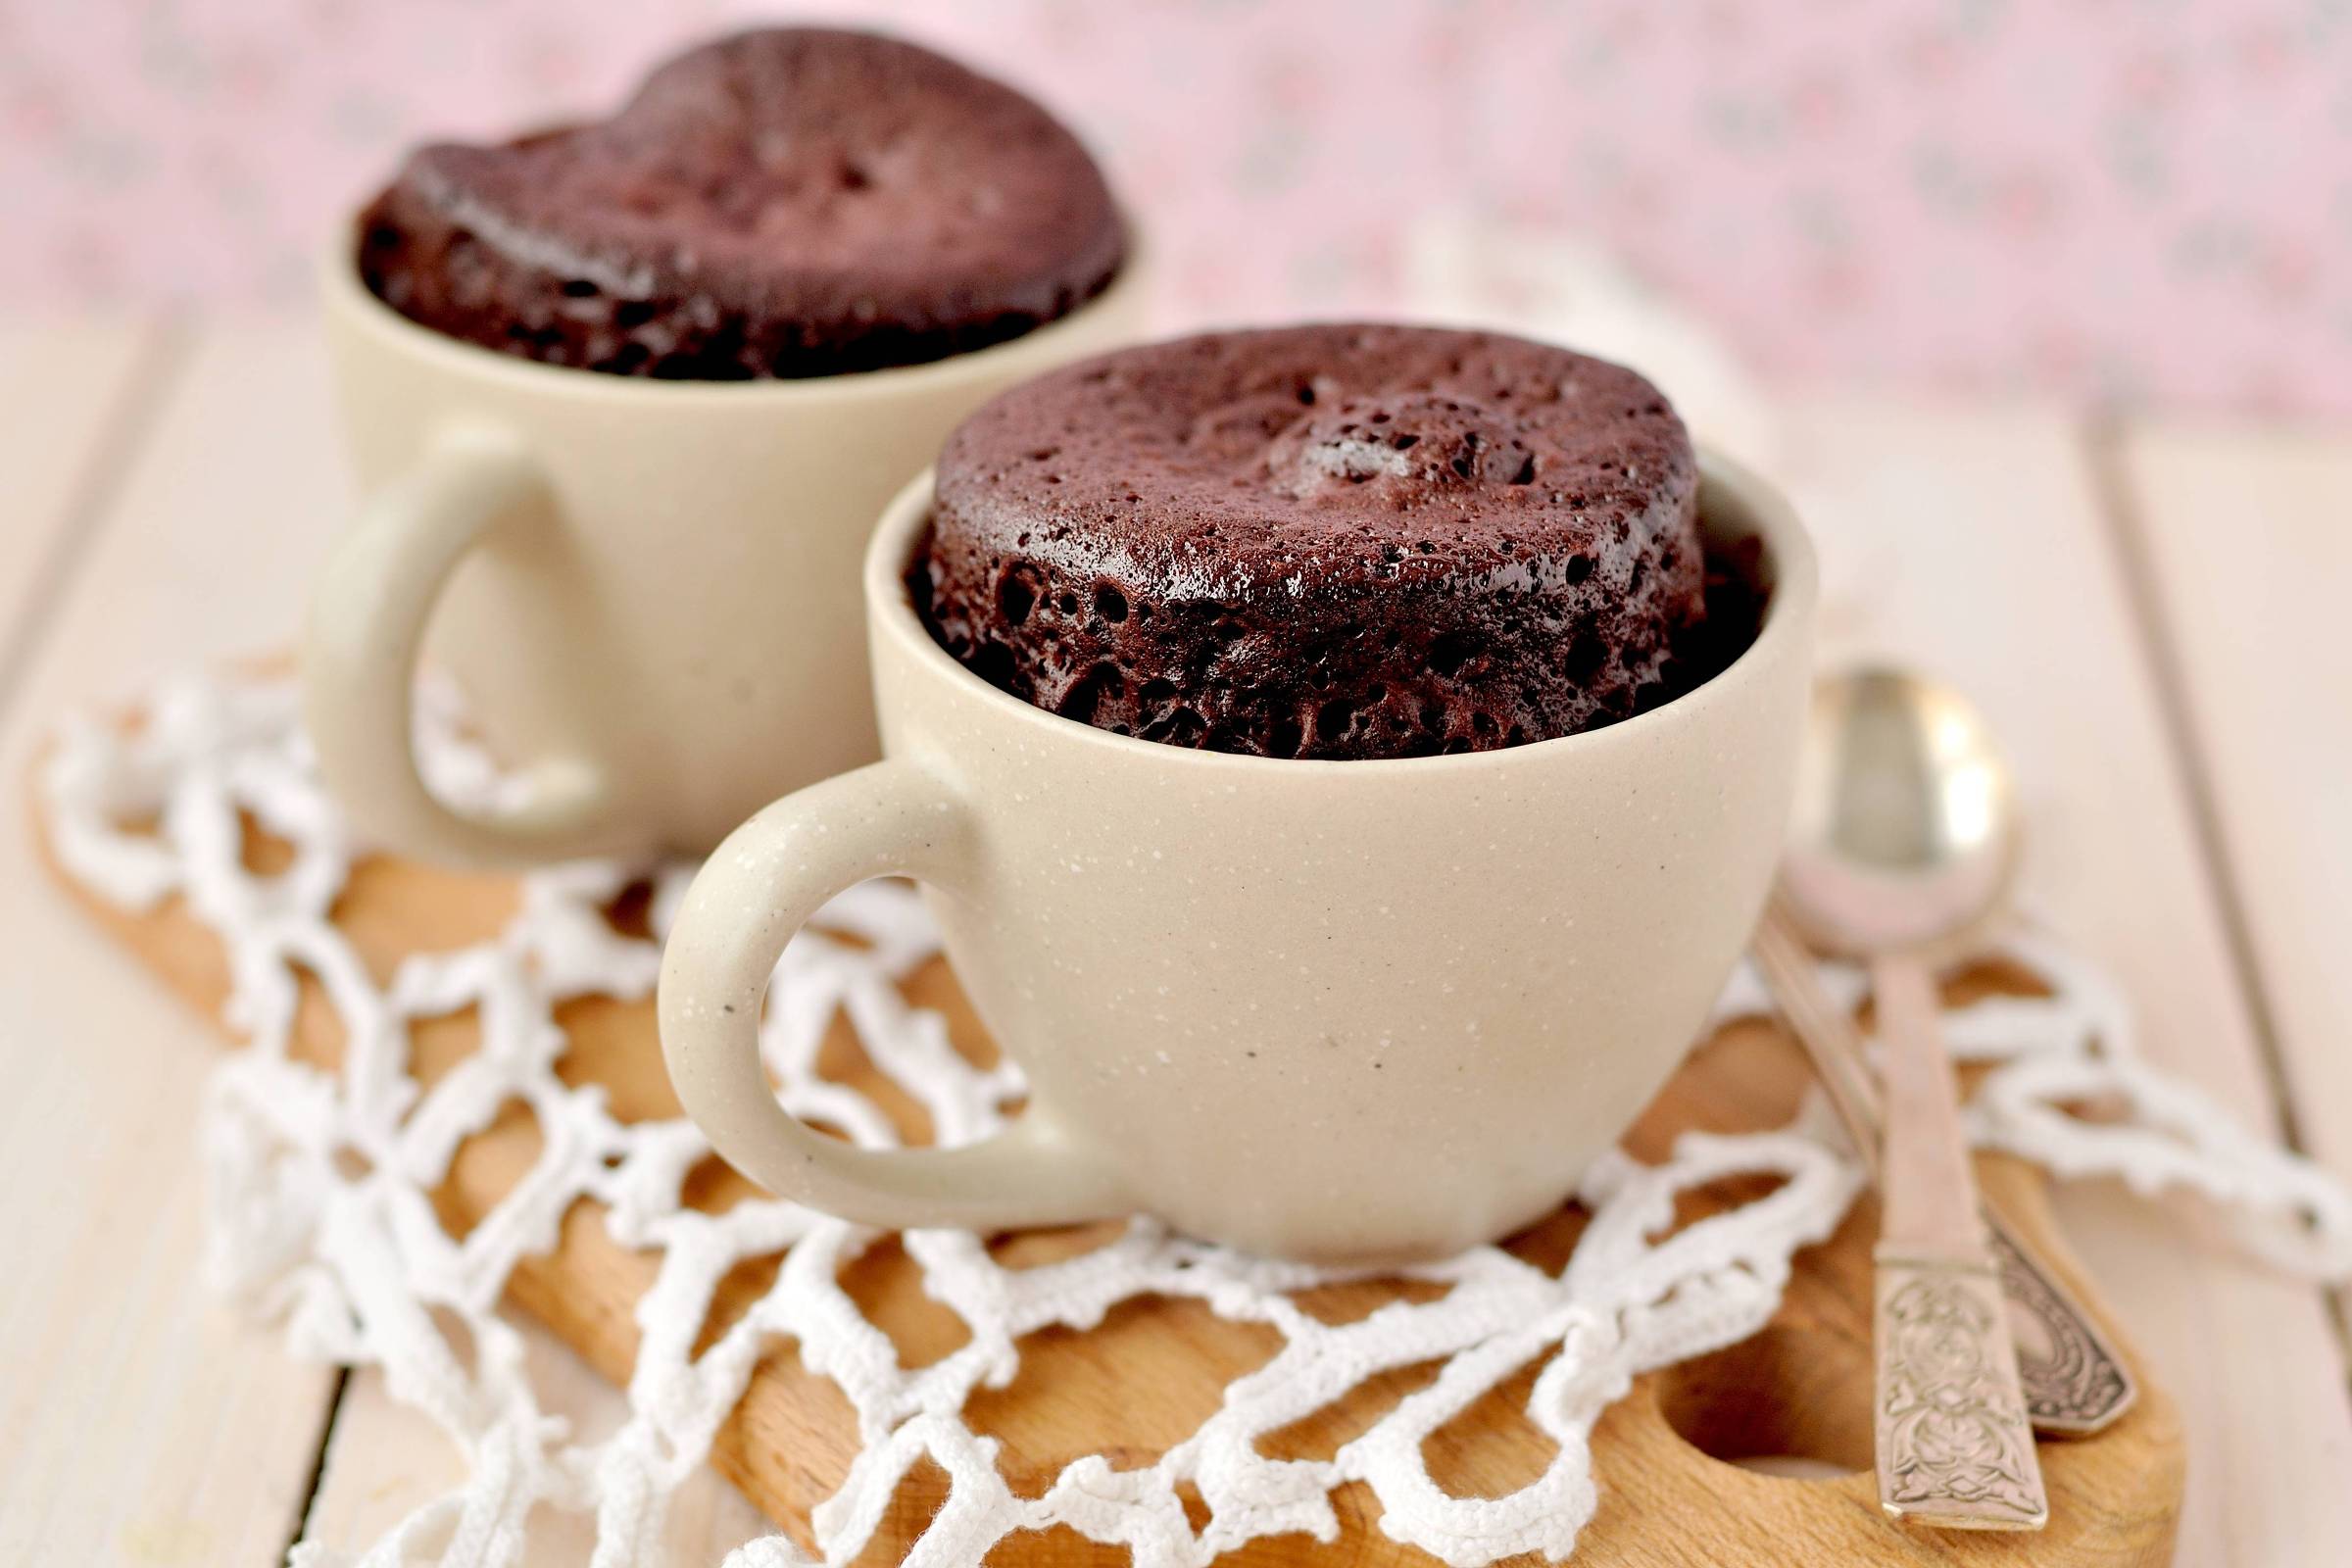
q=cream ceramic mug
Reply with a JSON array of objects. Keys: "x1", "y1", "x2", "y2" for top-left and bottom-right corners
[
  {"x1": 659, "y1": 455, "x2": 1817, "y2": 1262},
  {"x1": 302, "y1": 226, "x2": 1150, "y2": 866}
]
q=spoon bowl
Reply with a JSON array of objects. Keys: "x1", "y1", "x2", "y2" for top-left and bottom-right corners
[{"x1": 1779, "y1": 667, "x2": 2020, "y2": 961}]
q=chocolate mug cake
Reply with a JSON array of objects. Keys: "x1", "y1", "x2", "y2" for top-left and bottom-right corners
[
  {"x1": 912, "y1": 325, "x2": 1753, "y2": 759},
  {"x1": 659, "y1": 366, "x2": 1817, "y2": 1258},
  {"x1": 307, "y1": 26, "x2": 1149, "y2": 868},
  {"x1": 357, "y1": 27, "x2": 1126, "y2": 378}
]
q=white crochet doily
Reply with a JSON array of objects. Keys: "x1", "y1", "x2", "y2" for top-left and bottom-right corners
[{"x1": 40, "y1": 674, "x2": 2352, "y2": 1568}]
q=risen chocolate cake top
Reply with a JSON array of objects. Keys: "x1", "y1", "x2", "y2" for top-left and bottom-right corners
[
  {"x1": 914, "y1": 323, "x2": 1711, "y2": 759},
  {"x1": 358, "y1": 27, "x2": 1126, "y2": 378}
]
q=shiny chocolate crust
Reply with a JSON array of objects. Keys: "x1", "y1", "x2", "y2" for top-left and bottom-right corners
[
  {"x1": 912, "y1": 324, "x2": 1711, "y2": 759},
  {"x1": 357, "y1": 27, "x2": 1125, "y2": 378}
]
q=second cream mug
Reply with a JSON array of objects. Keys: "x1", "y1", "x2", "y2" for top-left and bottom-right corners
[
  {"x1": 302, "y1": 222, "x2": 1150, "y2": 866},
  {"x1": 659, "y1": 453, "x2": 1819, "y2": 1263}
]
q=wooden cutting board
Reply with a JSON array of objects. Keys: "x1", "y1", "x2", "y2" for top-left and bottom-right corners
[{"x1": 35, "y1": 804, "x2": 2181, "y2": 1566}]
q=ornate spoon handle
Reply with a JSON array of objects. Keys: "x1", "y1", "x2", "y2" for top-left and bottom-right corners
[
  {"x1": 1871, "y1": 954, "x2": 2047, "y2": 1531},
  {"x1": 1984, "y1": 1221, "x2": 2135, "y2": 1435},
  {"x1": 1752, "y1": 908, "x2": 2135, "y2": 1436},
  {"x1": 1873, "y1": 1249, "x2": 2051, "y2": 1529}
]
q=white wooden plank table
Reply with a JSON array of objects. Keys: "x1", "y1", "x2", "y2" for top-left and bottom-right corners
[
  {"x1": 0, "y1": 319, "x2": 351, "y2": 1566},
  {"x1": 2115, "y1": 423, "x2": 2352, "y2": 1205},
  {"x1": 3, "y1": 318, "x2": 2347, "y2": 1566}
]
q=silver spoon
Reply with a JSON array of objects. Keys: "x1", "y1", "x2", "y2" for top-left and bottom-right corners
[{"x1": 1778, "y1": 667, "x2": 2050, "y2": 1532}]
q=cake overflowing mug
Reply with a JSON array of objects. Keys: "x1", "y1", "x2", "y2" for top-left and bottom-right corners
[
  {"x1": 301, "y1": 29, "x2": 1145, "y2": 866},
  {"x1": 658, "y1": 451, "x2": 1817, "y2": 1262}
]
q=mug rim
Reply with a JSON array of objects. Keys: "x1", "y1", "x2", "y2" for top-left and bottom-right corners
[
  {"x1": 318, "y1": 209, "x2": 1151, "y2": 406},
  {"x1": 865, "y1": 447, "x2": 1819, "y2": 776}
]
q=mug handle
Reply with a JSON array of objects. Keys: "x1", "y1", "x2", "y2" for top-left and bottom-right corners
[
  {"x1": 658, "y1": 760, "x2": 1130, "y2": 1231},
  {"x1": 303, "y1": 425, "x2": 617, "y2": 866}
]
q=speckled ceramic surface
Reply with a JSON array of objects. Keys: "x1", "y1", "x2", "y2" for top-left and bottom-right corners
[
  {"x1": 301, "y1": 224, "x2": 1151, "y2": 867},
  {"x1": 661, "y1": 454, "x2": 1818, "y2": 1262}
]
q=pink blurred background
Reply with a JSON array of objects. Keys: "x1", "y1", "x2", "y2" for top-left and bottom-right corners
[{"x1": 7, "y1": 0, "x2": 2348, "y2": 416}]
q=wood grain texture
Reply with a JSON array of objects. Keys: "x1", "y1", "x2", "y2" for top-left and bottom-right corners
[
  {"x1": 37, "y1": 796, "x2": 2182, "y2": 1566},
  {"x1": 0, "y1": 322, "x2": 349, "y2": 1568},
  {"x1": 1787, "y1": 396, "x2": 2352, "y2": 1566},
  {"x1": 2112, "y1": 421, "x2": 2352, "y2": 1201}
]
